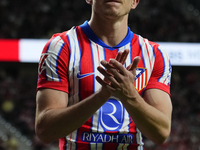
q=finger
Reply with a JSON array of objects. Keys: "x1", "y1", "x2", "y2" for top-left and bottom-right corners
[
  {"x1": 101, "y1": 60, "x2": 116, "y2": 70},
  {"x1": 126, "y1": 64, "x2": 132, "y2": 70},
  {"x1": 96, "y1": 75, "x2": 119, "y2": 91},
  {"x1": 96, "y1": 79, "x2": 121, "y2": 97},
  {"x1": 97, "y1": 65, "x2": 113, "y2": 77},
  {"x1": 101, "y1": 60, "x2": 124, "y2": 81},
  {"x1": 105, "y1": 66, "x2": 124, "y2": 83},
  {"x1": 115, "y1": 51, "x2": 123, "y2": 62},
  {"x1": 96, "y1": 77, "x2": 117, "y2": 94},
  {"x1": 129, "y1": 56, "x2": 141, "y2": 71},
  {"x1": 97, "y1": 66, "x2": 120, "y2": 88},
  {"x1": 100, "y1": 60, "x2": 117, "y2": 81},
  {"x1": 119, "y1": 49, "x2": 129, "y2": 65},
  {"x1": 114, "y1": 49, "x2": 129, "y2": 65},
  {"x1": 107, "y1": 59, "x2": 127, "y2": 75},
  {"x1": 95, "y1": 76, "x2": 109, "y2": 87}
]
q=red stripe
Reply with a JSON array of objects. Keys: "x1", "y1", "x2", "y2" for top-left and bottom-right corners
[
  {"x1": 76, "y1": 26, "x2": 94, "y2": 149},
  {"x1": 59, "y1": 137, "x2": 66, "y2": 150},
  {"x1": 96, "y1": 44, "x2": 100, "y2": 66},
  {"x1": 127, "y1": 119, "x2": 138, "y2": 150},
  {"x1": 77, "y1": 26, "x2": 94, "y2": 100},
  {"x1": 104, "y1": 48, "x2": 118, "y2": 62},
  {"x1": 96, "y1": 45, "x2": 101, "y2": 77},
  {"x1": 0, "y1": 39, "x2": 19, "y2": 62}
]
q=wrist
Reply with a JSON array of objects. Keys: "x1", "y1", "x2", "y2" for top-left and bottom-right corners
[
  {"x1": 120, "y1": 88, "x2": 140, "y2": 104},
  {"x1": 97, "y1": 87, "x2": 111, "y2": 102}
]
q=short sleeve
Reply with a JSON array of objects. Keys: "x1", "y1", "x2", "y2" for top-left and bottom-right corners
[
  {"x1": 37, "y1": 33, "x2": 70, "y2": 93},
  {"x1": 145, "y1": 45, "x2": 172, "y2": 96}
]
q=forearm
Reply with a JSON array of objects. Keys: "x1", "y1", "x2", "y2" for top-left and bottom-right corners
[
  {"x1": 121, "y1": 91, "x2": 171, "y2": 144},
  {"x1": 35, "y1": 89, "x2": 110, "y2": 144}
]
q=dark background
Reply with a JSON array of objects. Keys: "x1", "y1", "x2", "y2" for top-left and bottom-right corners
[{"x1": 0, "y1": 0, "x2": 200, "y2": 149}]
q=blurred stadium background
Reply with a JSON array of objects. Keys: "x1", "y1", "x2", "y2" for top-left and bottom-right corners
[{"x1": 0, "y1": 0, "x2": 200, "y2": 149}]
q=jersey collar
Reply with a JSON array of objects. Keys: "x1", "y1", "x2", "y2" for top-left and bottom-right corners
[{"x1": 80, "y1": 21, "x2": 134, "y2": 50}]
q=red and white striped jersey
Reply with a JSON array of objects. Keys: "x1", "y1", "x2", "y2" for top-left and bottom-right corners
[{"x1": 37, "y1": 21, "x2": 171, "y2": 150}]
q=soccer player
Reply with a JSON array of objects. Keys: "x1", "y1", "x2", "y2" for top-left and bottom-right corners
[{"x1": 35, "y1": 0, "x2": 172, "y2": 149}]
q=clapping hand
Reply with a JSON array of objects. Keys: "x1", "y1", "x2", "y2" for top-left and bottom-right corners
[{"x1": 96, "y1": 50, "x2": 141, "y2": 100}]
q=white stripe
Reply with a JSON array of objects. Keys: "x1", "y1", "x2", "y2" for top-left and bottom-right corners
[
  {"x1": 94, "y1": 44, "x2": 105, "y2": 134},
  {"x1": 117, "y1": 144, "x2": 129, "y2": 150},
  {"x1": 123, "y1": 43, "x2": 131, "y2": 68},
  {"x1": 90, "y1": 42, "x2": 101, "y2": 131},
  {"x1": 139, "y1": 37, "x2": 150, "y2": 77},
  {"x1": 136, "y1": 128, "x2": 144, "y2": 150},
  {"x1": 139, "y1": 75, "x2": 142, "y2": 91},
  {"x1": 46, "y1": 36, "x2": 64, "y2": 81},
  {"x1": 90, "y1": 143, "x2": 96, "y2": 150},
  {"x1": 144, "y1": 39, "x2": 155, "y2": 72},
  {"x1": 97, "y1": 143, "x2": 103, "y2": 150},
  {"x1": 89, "y1": 42, "x2": 104, "y2": 150},
  {"x1": 91, "y1": 43, "x2": 102, "y2": 92},
  {"x1": 139, "y1": 36, "x2": 153, "y2": 80},
  {"x1": 90, "y1": 142, "x2": 103, "y2": 150},
  {"x1": 158, "y1": 46, "x2": 170, "y2": 85},
  {"x1": 66, "y1": 131, "x2": 77, "y2": 150},
  {"x1": 67, "y1": 28, "x2": 82, "y2": 106},
  {"x1": 143, "y1": 71, "x2": 146, "y2": 88},
  {"x1": 65, "y1": 28, "x2": 81, "y2": 149},
  {"x1": 117, "y1": 89, "x2": 130, "y2": 134},
  {"x1": 135, "y1": 77, "x2": 138, "y2": 90}
]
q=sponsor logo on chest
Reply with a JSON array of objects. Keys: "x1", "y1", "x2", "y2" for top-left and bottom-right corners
[{"x1": 81, "y1": 132, "x2": 134, "y2": 144}]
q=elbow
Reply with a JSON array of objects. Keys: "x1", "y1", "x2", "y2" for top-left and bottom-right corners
[
  {"x1": 35, "y1": 122, "x2": 54, "y2": 144},
  {"x1": 152, "y1": 128, "x2": 171, "y2": 145},
  {"x1": 153, "y1": 135, "x2": 168, "y2": 145}
]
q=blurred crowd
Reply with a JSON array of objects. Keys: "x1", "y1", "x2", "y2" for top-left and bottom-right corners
[
  {"x1": 1, "y1": 64, "x2": 200, "y2": 150},
  {"x1": 0, "y1": 63, "x2": 59, "y2": 150},
  {"x1": 0, "y1": 0, "x2": 200, "y2": 42},
  {"x1": 0, "y1": 0, "x2": 200, "y2": 149}
]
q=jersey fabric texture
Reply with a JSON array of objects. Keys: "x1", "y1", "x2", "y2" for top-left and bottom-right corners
[{"x1": 37, "y1": 21, "x2": 172, "y2": 150}]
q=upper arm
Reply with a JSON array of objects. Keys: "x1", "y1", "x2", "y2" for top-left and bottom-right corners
[
  {"x1": 35, "y1": 88, "x2": 69, "y2": 120},
  {"x1": 143, "y1": 89, "x2": 172, "y2": 120}
]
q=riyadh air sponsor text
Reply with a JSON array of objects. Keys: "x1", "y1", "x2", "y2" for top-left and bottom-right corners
[{"x1": 81, "y1": 132, "x2": 134, "y2": 143}]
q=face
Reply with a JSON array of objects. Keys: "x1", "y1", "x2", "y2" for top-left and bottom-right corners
[{"x1": 86, "y1": 0, "x2": 139, "y2": 19}]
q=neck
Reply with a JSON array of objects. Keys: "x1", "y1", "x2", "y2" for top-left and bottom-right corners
[{"x1": 88, "y1": 13, "x2": 129, "y2": 47}]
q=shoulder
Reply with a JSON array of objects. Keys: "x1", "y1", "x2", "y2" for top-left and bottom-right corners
[
  {"x1": 135, "y1": 34, "x2": 160, "y2": 49},
  {"x1": 136, "y1": 34, "x2": 168, "y2": 56},
  {"x1": 42, "y1": 27, "x2": 78, "y2": 53},
  {"x1": 49, "y1": 25, "x2": 82, "y2": 43}
]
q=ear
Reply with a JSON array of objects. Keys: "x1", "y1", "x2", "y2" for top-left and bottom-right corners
[
  {"x1": 86, "y1": 0, "x2": 92, "y2": 5},
  {"x1": 131, "y1": 0, "x2": 139, "y2": 9}
]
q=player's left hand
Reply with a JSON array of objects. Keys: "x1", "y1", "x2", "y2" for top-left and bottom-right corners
[
  {"x1": 97, "y1": 49, "x2": 130, "y2": 99},
  {"x1": 102, "y1": 49, "x2": 129, "y2": 84},
  {"x1": 96, "y1": 56, "x2": 141, "y2": 100}
]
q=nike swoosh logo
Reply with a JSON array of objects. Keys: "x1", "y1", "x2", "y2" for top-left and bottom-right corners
[{"x1": 76, "y1": 71, "x2": 95, "y2": 79}]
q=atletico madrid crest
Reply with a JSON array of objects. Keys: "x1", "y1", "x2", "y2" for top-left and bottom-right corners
[{"x1": 134, "y1": 68, "x2": 148, "y2": 92}]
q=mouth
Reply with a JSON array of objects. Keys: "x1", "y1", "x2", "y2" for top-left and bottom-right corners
[
  {"x1": 104, "y1": 0, "x2": 122, "y2": 7},
  {"x1": 105, "y1": 0, "x2": 121, "y2": 3}
]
